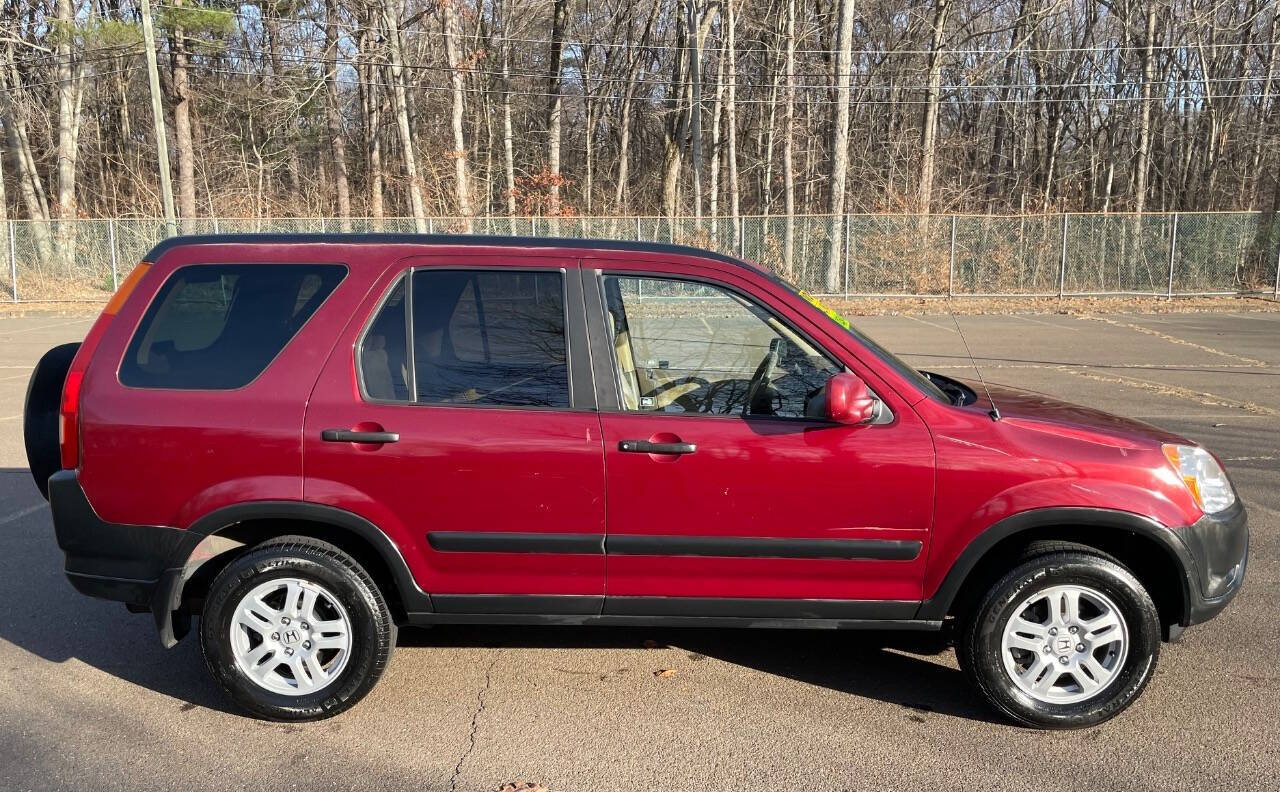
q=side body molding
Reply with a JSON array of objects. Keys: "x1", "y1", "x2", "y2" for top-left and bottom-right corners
[
  {"x1": 180, "y1": 500, "x2": 433, "y2": 614},
  {"x1": 915, "y1": 507, "x2": 1194, "y2": 623}
]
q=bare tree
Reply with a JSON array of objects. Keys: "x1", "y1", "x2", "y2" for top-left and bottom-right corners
[{"x1": 824, "y1": 0, "x2": 856, "y2": 290}]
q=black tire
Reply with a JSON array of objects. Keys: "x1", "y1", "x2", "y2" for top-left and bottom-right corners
[
  {"x1": 958, "y1": 548, "x2": 1161, "y2": 729},
  {"x1": 200, "y1": 536, "x2": 396, "y2": 720}
]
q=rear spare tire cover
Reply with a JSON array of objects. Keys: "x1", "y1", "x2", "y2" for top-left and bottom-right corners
[{"x1": 23, "y1": 343, "x2": 80, "y2": 499}]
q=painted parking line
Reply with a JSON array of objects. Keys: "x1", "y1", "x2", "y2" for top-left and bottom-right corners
[
  {"x1": 1010, "y1": 314, "x2": 1080, "y2": 331},
  {"x1": 901, "y1": 315, "x2": 958, "y2": 334},
  {"x1": 0, "y1": 503, "x2": 44, "y2": 528},
  {"x1": 0, "y1": 317, "x2": 94, "y2": 335},
  {"x1": 1062, "y1": 368, "x2": 1279, "y2": 416},
  {"x1": 1082, "y1": 315, "x2": 1271, "y2": 367}
]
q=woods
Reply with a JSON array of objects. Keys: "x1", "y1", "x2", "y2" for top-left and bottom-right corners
[{"x1": 0, "y1": 0, "x2": 1278, "y2": 230}]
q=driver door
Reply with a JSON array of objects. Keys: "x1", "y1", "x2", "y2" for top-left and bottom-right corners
[{"x1": 588, "y1": 264, "x2": 935, "y2": 612}]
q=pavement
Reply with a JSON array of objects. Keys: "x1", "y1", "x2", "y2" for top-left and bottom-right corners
[{"x1": 0, "y1": 309, "x2": 1277, "y2": 791}]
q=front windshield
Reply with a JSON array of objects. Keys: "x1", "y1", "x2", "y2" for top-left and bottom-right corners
[{"x1": 769, "y1": 275, "x2": 950, "y2": 403}]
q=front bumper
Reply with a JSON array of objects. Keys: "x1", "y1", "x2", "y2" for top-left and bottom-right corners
[
  {"x1": 1175, "y1": 499, "x2": 1248, "y2": 628},
  {"x1": 48, "y1": 470, "x2": 200, "y2": 647}
]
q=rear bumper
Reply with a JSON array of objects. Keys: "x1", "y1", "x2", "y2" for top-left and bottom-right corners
[
  {"x1": 1176, "y1": 499, "x2": 1248, "y2": 628},
  {"x1": 49, "y1": 470, "x2": 198, "y2": 646}
]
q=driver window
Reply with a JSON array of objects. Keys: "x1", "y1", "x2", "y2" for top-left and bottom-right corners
[{"x1": 603, "y1": 275, "x2": 841, "y2": 418}]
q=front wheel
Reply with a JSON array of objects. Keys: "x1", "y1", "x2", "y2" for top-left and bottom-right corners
[
  {"x1": 958, "y1": 549, "x2": 1161, "y2": 728},
  {"x1": 200, "y1": 536, "x2": 396, "y2": 720}
]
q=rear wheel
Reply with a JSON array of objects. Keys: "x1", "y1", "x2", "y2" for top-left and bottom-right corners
[
  {"x1": 200, "y1": 536, "x2": 395, "y2": 720},
  {"x1": 959, "y1": 549, "x2": 1161, "y2": 728}
]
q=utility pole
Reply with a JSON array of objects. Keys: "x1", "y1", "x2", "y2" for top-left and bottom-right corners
[{"x1": 139, "y1": 0, "x2": 177, "y2": 235}]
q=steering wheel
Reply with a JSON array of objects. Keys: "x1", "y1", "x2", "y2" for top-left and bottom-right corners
[{"x1": 743, "y1": 338, "x2": 784, "y2": 416}]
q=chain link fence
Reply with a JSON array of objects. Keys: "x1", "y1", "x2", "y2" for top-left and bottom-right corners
[{"x1": 2, "y1": 213, "x2": 1277, "y2": 302}]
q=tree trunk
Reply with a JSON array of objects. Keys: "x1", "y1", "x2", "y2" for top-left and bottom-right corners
[
  {"x1": 662, "y1": 8, "x2": 689, "y2": 221},
  {"x1": 547, "y1": 0, "x2": 569, "y2": 215},
  {"x1": 1134, "y1": 1, "x2": 1156, "y2": 215},
  {"x1": 710, "y1": 22, "x2": 725, "y2": 234},
  {"x1": 442, "y1": 0, "x2": 474, "y2": 225},
  {"x1": 55, "y1": 0, "x2": 83, "y2": 260},
  {"x1": 614, "y1": 0, "x2": 659, "y2": 214},
  {"x1": 325, "y1": 0, "x2": 352, "y2": 230},
  {"x1": 385, "y1": 0, "x2": 428, "y2": 231},
  {"x1": 782, "y1": 0, "x2": 796, "y2": 273},
  {"x1": 688, "y1": 0, "x2": 705, "y2": 222},
  {"x1": 824, "y1": 0, "x2": 856, "y2": 291},
  {"x1": 359, "y1": 23, "x2": 385, "y2": 227},
  {"x1": 918, "y1": 0, "x2": 950, "y2": 214},
  {"x1": 1, "y1": 50, "x2": 54, "y2": 262},
  {"x1": 726, "y1": 0, "x2": 740, "y2": 249}
]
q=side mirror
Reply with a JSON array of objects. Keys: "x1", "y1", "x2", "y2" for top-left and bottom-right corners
[{"x1": 823, "y1": 372, "x2": 878, "y2": 424}]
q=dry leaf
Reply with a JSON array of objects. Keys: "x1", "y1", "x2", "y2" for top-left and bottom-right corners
[
  {"x1": 497, "y1": 783, "x2": 551, "y2": 792},
  {"x1": 654, "y1": 668, "x2": 677, "y2": 678}
]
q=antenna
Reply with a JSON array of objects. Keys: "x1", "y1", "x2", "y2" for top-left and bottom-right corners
[{"x1": 946, "y1": 310, "x2": 1001, "y2": 421}]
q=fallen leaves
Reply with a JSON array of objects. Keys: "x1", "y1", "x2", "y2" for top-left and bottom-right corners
[
  {"x1": 497, "y1": 783, "x2": 551, "y2": 792},
  {"x1": 653, "y1": 668, "x2": 678, "y2": 678}
]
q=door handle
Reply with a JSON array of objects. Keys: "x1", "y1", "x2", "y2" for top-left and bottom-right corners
[
  {"x1": 618, "y1": 439, "x2": 696, "y2": 455},
  {"x1": 322, "y1": 429, "x2": 399, "y2": 444}
]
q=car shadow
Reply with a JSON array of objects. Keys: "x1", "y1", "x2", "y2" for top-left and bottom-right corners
[
  {"x1": 0, "y1": 468, "x2": 235, "y2": 714},
  {"x1": 399, "y1": 622, "x2": 999, "y2": 724},
  {"x1": 2, "y1": 466, "x2": 994, "y2": 723}
]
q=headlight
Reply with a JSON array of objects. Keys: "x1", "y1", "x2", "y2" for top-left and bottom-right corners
[{"x1": 1162, "y1": 444, "x2": 1236, "y2": 513}]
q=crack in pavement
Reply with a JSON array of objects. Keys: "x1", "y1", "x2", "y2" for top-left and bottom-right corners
[{"x1": 450, "y1": 651, "x2": 502, "y2": 792}]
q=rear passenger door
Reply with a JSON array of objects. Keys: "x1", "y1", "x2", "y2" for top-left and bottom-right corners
[{"x1": 303, "y1": 257, "x2": 607, "y2": 613}]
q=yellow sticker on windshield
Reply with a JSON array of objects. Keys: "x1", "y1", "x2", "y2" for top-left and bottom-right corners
[{"x1": 799, "y1": 290, "x2": 851, "y2": 330}]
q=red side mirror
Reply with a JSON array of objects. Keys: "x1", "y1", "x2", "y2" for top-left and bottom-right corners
[{"x1": 824, "y1": 373, "x2": 877, "y2": 424}]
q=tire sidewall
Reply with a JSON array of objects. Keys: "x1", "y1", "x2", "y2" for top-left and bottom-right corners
[
  {"x1": 971, "y1": 557, "x2": 1161, "y2": 728},
  {"x1": 201, "y1": 550, "x2": 389, "y2": 720}
]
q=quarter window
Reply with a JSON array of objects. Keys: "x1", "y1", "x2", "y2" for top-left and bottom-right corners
[
  {"x1": 120, "y1": 263, "x2": 345, "y2": 389},
  {"x1": 603, "y1": 275, "x2": 840, "y2": 418}
]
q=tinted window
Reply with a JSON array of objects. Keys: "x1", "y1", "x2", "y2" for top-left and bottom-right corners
[
  {"x1": 412, "y1": 270, "x2": 569, "y2": 408},
  {"x1": 604, "y1": 275, "x2": 840, "y2": 418},
  {"x1": 359, "y1": 278, "x2": 409, "y2": 401},
  {"x1": 120, "y1": 264, "x2": 345, "y2": 389}
]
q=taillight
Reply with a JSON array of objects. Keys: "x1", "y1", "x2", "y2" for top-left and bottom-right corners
[
  {"x1": 58, "y1": 369, "x2": 84, "y2": 469},
  {"x1": 58, "y1": 262, "x2": 152, "y2": 470}
]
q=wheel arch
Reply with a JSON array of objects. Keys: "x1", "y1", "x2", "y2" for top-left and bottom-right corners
[
  {"x1": 174, "y1": 501, "x2": 431, "y2": 621},
  {"x1": 918, "y1": 508, "x2": 1195, "y2": 638}
]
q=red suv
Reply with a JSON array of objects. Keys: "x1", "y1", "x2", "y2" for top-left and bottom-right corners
[{"x1": 24, "y1": 235, "x2": 1247, "y2": 727}]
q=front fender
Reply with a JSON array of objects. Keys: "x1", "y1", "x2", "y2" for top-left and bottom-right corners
[{"x1": 915, "y1": 505, "x2": 1196, "y2": 625}]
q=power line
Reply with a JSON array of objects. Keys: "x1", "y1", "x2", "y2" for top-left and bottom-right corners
[
  {"x1": 149, "y1": 4, "x2": 1280, "y2": 59},
  {"x1": 191, "y1": 61, "x2": 1275, "y2": 106},
  {"x1": 208, "y1": 44, "x2": 1277, "y2": 96}
]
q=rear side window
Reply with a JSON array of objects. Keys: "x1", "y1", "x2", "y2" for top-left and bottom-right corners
[
  {"x1": 359, "y1": 269, "x2": 570, "y2": 408},
  {"x1": 120, "y1": 263, "x2": 346, "y2": 389}
]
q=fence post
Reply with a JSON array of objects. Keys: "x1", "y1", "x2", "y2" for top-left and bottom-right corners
[
  {"x1": 212, "y1": 217, "x2": 220, "y2": 233},
  {"x1": 1274, "y1": 240, "x2": 1280, "y2": 299},
  {"x1": 948, "y1": 215, "x2": 957, "y2": 298},
  {"x1": 1058, "y1": 214, "x2": 1069, "y2": 299},
  {"x1": 634, "y1": 216, "x2": 641, "y2": 241},
  {"x1": 1166, "y1": 213, "x2": 1178, "y2": 298},
  {"x1": 108, "y1": 219, "x2": 119, "y2": 291},
  {"x1": 843, "y1": 214, "x2": 851, "y2": 297},
  {"x1": 8, "y1": 220, "x2": 16, "y2": 303},
  {"x1": 738, "y1": 217, "x2": 745, "y2": 258}
]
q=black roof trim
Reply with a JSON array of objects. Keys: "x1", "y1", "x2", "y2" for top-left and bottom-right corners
[{"x1": 142, "y1": 232, "x2": 756, "y2": 271}]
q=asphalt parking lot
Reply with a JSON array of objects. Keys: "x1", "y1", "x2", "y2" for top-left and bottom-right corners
[{"x1": 1, "y1": 308, "x2": 1277, "y2": 791}]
